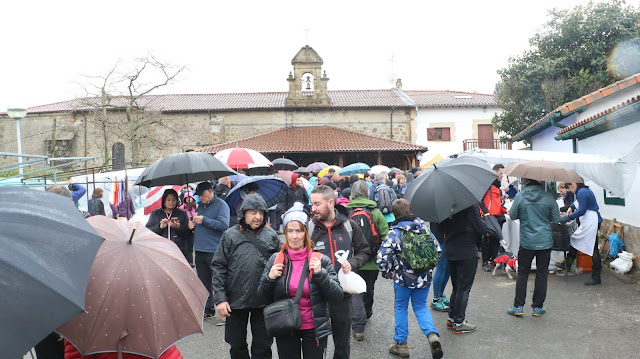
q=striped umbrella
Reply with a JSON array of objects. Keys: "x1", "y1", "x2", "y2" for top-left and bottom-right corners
[{"x1": 214, "y1": 148, "x2": 273, "y2": 170}]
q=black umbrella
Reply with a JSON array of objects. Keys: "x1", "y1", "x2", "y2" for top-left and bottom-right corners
[
  {"x1": 0, "y1": 187, "x2": 104, "y2": 359},
  {"x1": 135, "y1": 152, "x2": 237, "y2": 187},
  {"x1": 293, "y1": 166, "x2": 308, "y2": 174},
  {"x1": 272, "y1": 158, "x2": 298, "y2": 171},
  {"x1": 404, "y1": 156, "x2": 496, "y2": 223}
]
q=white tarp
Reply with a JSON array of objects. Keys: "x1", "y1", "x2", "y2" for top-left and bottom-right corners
[{"x1": 461, "y1": 142, "x2": 640, "y2": 197}]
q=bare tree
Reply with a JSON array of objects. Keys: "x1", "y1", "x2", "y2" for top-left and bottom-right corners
[
  {"x1": 77, "y1": 61, "x2": 123, "y2": 165},
  {"x1": 78, "y1": 55, "x2": 186, "y2": 165}
]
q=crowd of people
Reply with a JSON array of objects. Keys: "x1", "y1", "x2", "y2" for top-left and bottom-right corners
[{"x1": 36, "y1": 162, "x2": 605, "y2": 359}]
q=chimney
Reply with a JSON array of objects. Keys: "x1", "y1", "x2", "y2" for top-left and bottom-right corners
[{"x1": 396, "y1": 78, "x2": 403, "y2": 89}]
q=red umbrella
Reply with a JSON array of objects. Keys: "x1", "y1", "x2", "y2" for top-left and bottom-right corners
[
  {"x1": 213, "y1": 148, "x2": 272, "y2": 169},
  {"x1": 58, "y1": 217, "x2": 208, "y2": 359}
]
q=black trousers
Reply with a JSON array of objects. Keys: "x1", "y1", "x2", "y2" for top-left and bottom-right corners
[
  {"x1": 481, "y1": 235, "x2": 500, "y2": 263},
  {"x1": 514, "y1": 247, "x2": 551, "y2": 308},
  {"x1": 184, "y1": 232, "x2": 194, "y2": 264},
  {"x1": 195, "y1": 251, "x2": 215, "y2": 313},
  {"x1": 276, "y1": 329, "x2": 327, "y2": 359},
  {"x1": 448, "y1": 257, "x2": 478, "y2": 324},
  {"x1": 34, "y1": 332, "x2": 64, "y2": 359},
  {"x1": 352, "y1": 270, "x2": 378, "y2": 333},
  {"x1": 328, "y1": 293, "x2": 352, "y2": 359},
  {"x1": 567, "y1": 223, "x2": 602, "y2": 271},
  {"x1": 225, "y1": 308, "x2": 273, "y2": 359}
]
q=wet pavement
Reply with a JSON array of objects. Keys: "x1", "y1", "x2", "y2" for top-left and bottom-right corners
[{"x1": 176, "y1": 262, "x2": 640, "y2": 358}]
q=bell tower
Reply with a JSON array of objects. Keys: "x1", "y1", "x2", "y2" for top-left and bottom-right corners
[{"x1": 285, "y1": 45, "x2": 331, "y2": 107}]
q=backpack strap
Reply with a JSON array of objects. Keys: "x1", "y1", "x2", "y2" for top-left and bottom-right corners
[
  {"x1": 308, "y1": 220, "x2": 315, "y2": 237},
  {"x1": 309, "y1": 251, "x2": 324, "y2": 279},
  {"x1": 344, "y1": 219, "x2": 353, "y2": 239},
  {"x1": 274, "y1": 251, "x2": 285, "y2": 266},
  {"x1": 240, "y1": 229, "x2": 270, "y2": 260}
]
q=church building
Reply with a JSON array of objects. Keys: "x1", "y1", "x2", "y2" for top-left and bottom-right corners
[{"x1": 0, "y1": 45, "x2": 500, "y2": 171}]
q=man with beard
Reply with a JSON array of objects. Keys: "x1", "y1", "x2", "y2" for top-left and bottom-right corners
[{"x1": 309, "y1": 185, "x2": 370, "y2": 359}]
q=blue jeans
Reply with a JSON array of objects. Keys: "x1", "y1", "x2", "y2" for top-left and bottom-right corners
[
  {"x1": 432, "y1": 249, "x2": 450, "y2": 298},
  {"x1": 393, "y1": 282, "x2": 439, "y2": 344}
]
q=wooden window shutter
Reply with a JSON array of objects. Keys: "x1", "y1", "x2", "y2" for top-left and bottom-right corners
[
  {"x1": 442, "y1": 127, "x2": 451, "y2": 141},
  {"x1": 427, "y1": 128, "x2": 435, "y2": 141}
]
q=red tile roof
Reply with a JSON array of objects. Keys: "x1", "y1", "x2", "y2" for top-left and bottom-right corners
[
  {"x1": 556, "y1": 94, "x2": 640, "y2": 135},
  {"x1": 18, "y1": 89, "x2": 497, "y2": 115},
  {"x1": 513, "y1": 73, "x2": 640, "y2": 141},
  {"x1": 195, "y1": 126, "x2": 428, "y2": 154}
]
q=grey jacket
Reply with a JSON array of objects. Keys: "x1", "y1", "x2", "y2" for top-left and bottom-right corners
[{"x1": 212, "y1": 194, "x2": 280, "y2": 309}]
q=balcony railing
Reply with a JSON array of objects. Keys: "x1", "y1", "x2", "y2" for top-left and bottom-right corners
[{"x1": 462, "y1": 139, "x2": 512, "y2": 152}]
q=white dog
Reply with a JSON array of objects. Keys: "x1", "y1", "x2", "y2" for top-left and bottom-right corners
[{"x1": 492, "y1": 255, "x2": 518, "y2": 279}]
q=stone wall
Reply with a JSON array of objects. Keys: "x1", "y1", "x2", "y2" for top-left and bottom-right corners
[
  {"x1": 1, "y1": 106, "x2": 416, "y2": 172},
  {"x1": 208, "y1": 107, "x2": 415, "y2": 146}
]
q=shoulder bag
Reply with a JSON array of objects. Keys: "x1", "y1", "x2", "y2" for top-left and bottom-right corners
[{"x1": 263, "y1": 259, "x2": 309, "y2": 337}]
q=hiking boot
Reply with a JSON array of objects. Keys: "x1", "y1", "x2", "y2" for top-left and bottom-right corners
[
  {"x1": 431, "y1": 298, "x2": 449, "y2": 312},
  {"x1": 446, "y1": 318, "x2": 454, "y2": 330},
  {"x1": 585, "y1": 270, "x2": 601, "y2": 285},
  {"x1": 427, "y1": 333, "x2": 443, "y2": 359},
  {"x1": 389, "y1": 341, "x2": 410, "y2": 358},
  {"x1": 482, "y1": 262, "x2": 492, "y2": 272},
  {"x1": 507, "y1": 306, "x2": 524, "y2": 316},
  {"x1": 532, "y1": 306, "x2": 547, "y2": 316},
  {"x1": 353, "y1": 331, "x2": 365, "y2": 341},
  {"x1": 440, "y1": 295, "x2": 450, "y2": 306},
  {"x1": 453, "y1": 321, "x2": 476, "y2": 334}
]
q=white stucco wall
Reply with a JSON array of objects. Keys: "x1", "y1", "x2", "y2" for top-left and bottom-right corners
[
  {"x1": 415, "y1": 106, "x2": 503, "y2": 163},
  {"x1": 528, "y1": 84, "x2": 640, "y2": 226},
  {"x1": 572, "y1": 121, "x2": 640, "y2": 227},
  {"x1": 530, "y1": 115, "x2": 576, "y2": 152}
]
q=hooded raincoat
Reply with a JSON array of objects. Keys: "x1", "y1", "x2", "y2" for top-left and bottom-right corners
[{"x1": 212, "y1": 194, "x2": 280, "y2": 309}]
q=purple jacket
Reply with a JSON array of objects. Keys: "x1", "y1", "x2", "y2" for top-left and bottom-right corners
[{"x1": 110, "y1": 194, "x2": 135, "y2": 220}]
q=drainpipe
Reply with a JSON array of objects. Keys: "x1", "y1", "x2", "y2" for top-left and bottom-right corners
[
  {"x1": 549, "y1": 113, "x2": 566, "y2": 129},
  {"x1": 549, "y1": 112, "x2": 577, "y2": 153}
]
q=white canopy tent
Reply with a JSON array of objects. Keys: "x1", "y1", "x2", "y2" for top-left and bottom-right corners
[{"x1": 461, "y1": 142, "x2": 640, "y2": 197}]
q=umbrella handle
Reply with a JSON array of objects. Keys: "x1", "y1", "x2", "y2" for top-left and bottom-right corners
[{"x1": 117, "y1": 330, "x2": 129, "y2": 359}]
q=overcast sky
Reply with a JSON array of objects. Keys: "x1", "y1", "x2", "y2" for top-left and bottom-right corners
[{"x1": 1, "y1": 0, "x2": 596, "y2": 110}]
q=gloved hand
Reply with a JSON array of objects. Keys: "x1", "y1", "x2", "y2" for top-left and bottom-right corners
[{"x1": 559, "y1": 216, "x2": 570, "y2": 224}]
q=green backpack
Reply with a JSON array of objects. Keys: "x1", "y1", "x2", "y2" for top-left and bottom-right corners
[{"x1": 399, "y1": 228, "x2": 439, "y2": 272}]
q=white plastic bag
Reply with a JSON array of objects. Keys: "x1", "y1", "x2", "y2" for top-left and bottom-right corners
[
  {"x1": 334, "y1": 250, "x2": 366, "y2": 294},
  {"x1": 610, "y1": 251, "x2": 634, "y2": 274}
]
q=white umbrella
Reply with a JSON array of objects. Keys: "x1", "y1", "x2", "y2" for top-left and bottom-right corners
[{"x1": 370, "y1": 165, "x2": 391, "y2": 175}]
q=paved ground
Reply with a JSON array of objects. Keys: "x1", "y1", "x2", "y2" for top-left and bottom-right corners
[{"x1": 176, "y1": 263, "x2": 640, "y2": 358}]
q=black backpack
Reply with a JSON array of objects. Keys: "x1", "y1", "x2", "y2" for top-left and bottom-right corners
[
  {"x1": 87, "y1": 198, "x2": 101, "y2": 216},
  {"x1": 374, "y1": 184, "x2": 394, "y2": 214},
  {"x1": 349, "y1": 207, "x2": 381, "y2": 260}
]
